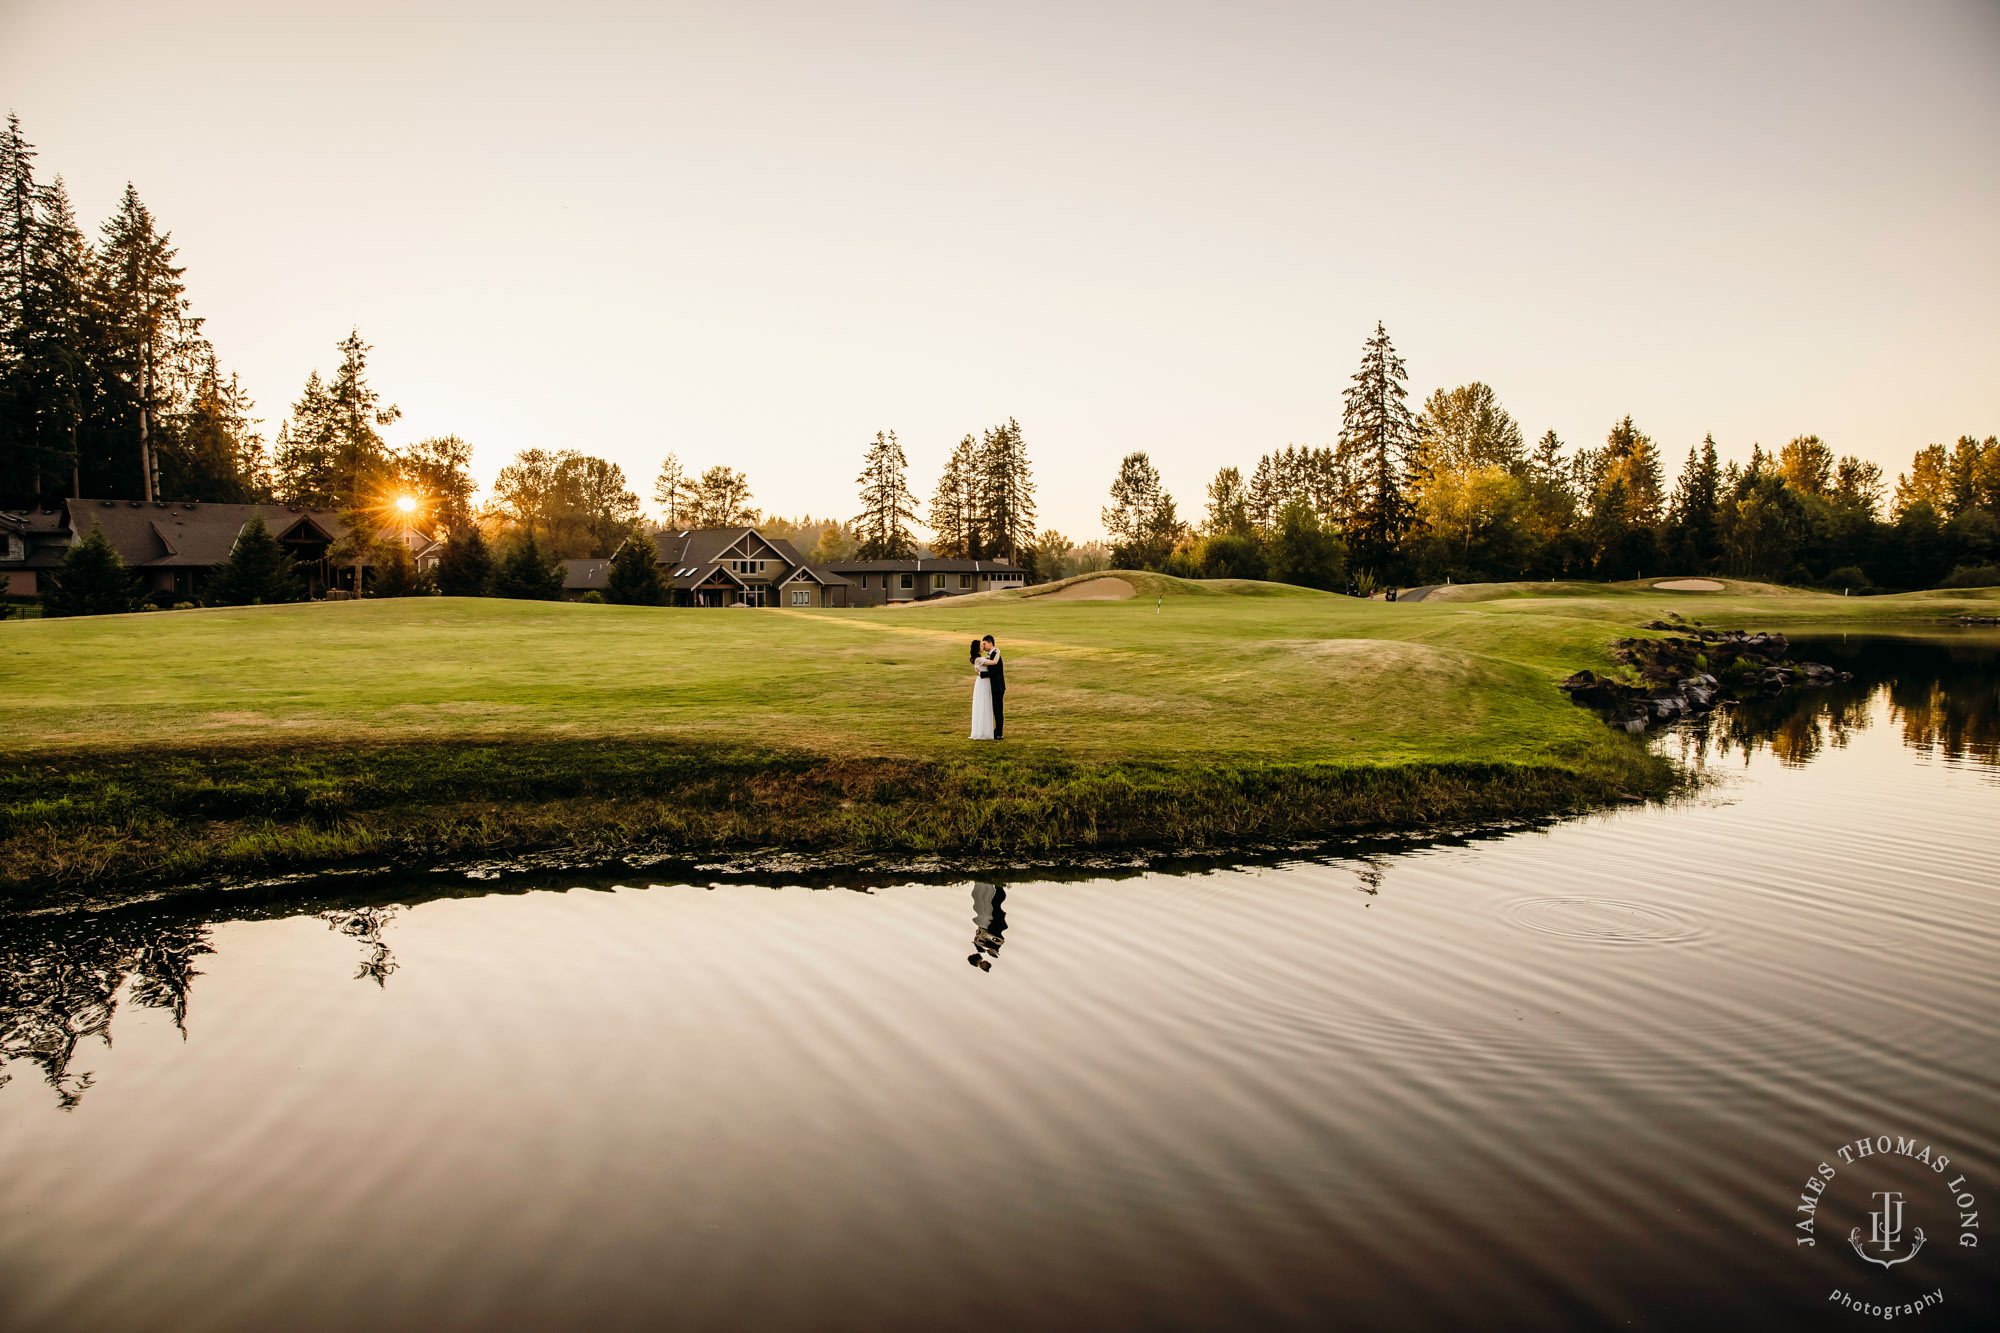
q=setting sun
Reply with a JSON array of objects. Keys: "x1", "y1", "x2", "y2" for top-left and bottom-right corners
[{"x1": 395, "y1": 495, "x2": 417, "y2": 514}]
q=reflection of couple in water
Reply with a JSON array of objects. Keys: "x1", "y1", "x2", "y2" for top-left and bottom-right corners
[{"x1": 967, "y1": 881, "x2": 1007, "y2": 971}]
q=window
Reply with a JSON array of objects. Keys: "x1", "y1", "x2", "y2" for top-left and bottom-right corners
[
  {"x1": 899, "y1": 573, "x2": 913, "y2": 589},
  {"x1": 958, "y1": 574, "x2": 970, "y2": 589},
  {"x1": 790, "y1": 589, "x2": 810, "y2": 606},
  {"x1": 933, "y1": 573, "x2": 945, "y2": 590},
  {"x1": 0, "y1": 534, "x2": 22, "y2": 561}
]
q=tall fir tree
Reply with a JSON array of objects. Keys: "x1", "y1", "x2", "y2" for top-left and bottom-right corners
[
  {"x1": 928, "y1": 433, "x2": 983, "y2": 558},
  {"x1": 652, "y1": 451, "x2": 691, "y2": 528},
  {"x1": 1667, "y1": 435, "x2": 1722, "y2": 571},
  {"x1": 978, "y1": 418, "x2": 1036, "y2": 566},
  {"x1": 1337, "y1": 322, "x2": 1418, "y2": 569},
  {"x1": 854, "y1": 430, "x2": 918, "y2": 559},
  {"x1": 93, "y1": 185, "x2": 195, "y2": 502}
]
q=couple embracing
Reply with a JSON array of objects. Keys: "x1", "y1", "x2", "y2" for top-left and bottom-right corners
[{"x1": 969, "y1": 635, "x2": 1005, "y2": 741}]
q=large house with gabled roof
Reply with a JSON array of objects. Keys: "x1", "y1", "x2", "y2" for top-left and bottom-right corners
[
  {"x1": 644, "y1": 527, "x2": 851, "y2": 607},
  {"x1": 0, "y1": 498, "x2": 384, "y2": 602}
]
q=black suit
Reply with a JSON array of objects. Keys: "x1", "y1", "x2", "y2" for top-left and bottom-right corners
[{"x1": 986, "y1": 650, "x2": 1005, "y2": 737}]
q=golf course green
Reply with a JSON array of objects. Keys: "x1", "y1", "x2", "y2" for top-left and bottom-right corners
[{"x1": 4, "y1": 572, "x2": 1994, "y2": 910}]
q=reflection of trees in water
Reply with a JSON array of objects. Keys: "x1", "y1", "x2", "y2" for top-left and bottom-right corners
[
  {"x1": 0, "y1": 918, "x2": 212, "y2": 1110},
  {"x1": 1676, "y1": 637, "x2": 1999, "y2": 770},
  {"x1": 322, "y1": 907, "x2": 399, "y2": 986}
]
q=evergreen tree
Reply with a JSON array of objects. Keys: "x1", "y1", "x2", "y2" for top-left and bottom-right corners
[
  {"x1": 13, "y1": 174, "x2": 94, "y2": 498},
  {"x1": 604, "y1": 534, "x2": 668, "y2": 605},
  {"x1": 207, "y1": 513, "x2": 303, "y2": 604},
  {"x1": 93, "y1": 185, "x2": 197, "y2": 503},
  {"x1": 1666, "y1": 434, "x2": 1722, "y2": 570},
  {"x1": 979, "y1": 418, "x2": 1037, "y2": 565},
  {"x1": 492, "y1": 532, "x2": 565, "y2": 600},
  {"x1": 371, "y1": 543, "x2": 433, "y2": 597},
  {"x1": 853, "y1": 430, "x2": 918, "y2": 559},
  {"x1": 1337, "y1": 322, "x2": 1418, "y2": 568},
  {"x1": 40, "y1": 520, "x2": 137, "y2": 616},
  {"x1": 433, "y1": 524, "x2": 494, "y2": 597},
  {"x1": 928, "y1": 433, "x2": 983, "y2": 558}
]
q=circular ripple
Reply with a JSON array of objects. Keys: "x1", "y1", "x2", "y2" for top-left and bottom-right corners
[{"x1": 1503, "y1": 896, "x2": 1709, "y2": 947}]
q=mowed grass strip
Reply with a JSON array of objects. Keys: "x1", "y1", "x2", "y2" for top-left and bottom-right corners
[{"x1": 3, "y1": 580, "x2": 1989, "y2": 907}]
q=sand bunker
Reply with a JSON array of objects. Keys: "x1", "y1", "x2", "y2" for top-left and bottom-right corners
[
  {"x1": 1035, "y1": 576, "x2": 1136, "y2": 601},
  {"x1": 1652, "y1": 578, "x2": 1725, "y2": 592}
]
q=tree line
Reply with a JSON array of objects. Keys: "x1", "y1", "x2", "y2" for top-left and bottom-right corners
[{"x1": 1103, "y1": 322, "x2": 1999, "y2": 593}]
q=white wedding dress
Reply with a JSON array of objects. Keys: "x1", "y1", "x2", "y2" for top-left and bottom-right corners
[{"x1": 970, "y1": 665, "x2": 996, "y2": 740}]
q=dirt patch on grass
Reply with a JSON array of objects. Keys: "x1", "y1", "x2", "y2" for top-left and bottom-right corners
[
  {"x1": 1033, "y1": 576, "x2": 1136, "y2": 601},
  {"x1": 1652, "y1": 578, "x2": 1726, "y2": 592}
]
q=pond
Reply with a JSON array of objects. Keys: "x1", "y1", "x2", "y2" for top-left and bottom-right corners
[{"x1": 3, "y1": 633, "x2": 1997, "y2": 1331}]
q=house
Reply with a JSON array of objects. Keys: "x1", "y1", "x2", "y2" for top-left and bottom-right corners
[
  {"x1": 0, "y1": 507, "x2": 74, "y2": 600},
  {"x1": 554, "y1": 527, "x2": 852, "y2": 606},
  {"x1": 825, "y1": 557, "x2": 1028, "y2": 606},
  {"x1": 1, "y1": 499, "x2": 356, "y2": 601},
  {"x1": 653, "y1": 527, "x2": 851, "y2": 607}
]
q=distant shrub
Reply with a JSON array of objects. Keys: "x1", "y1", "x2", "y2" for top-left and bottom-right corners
[
  {"x1": 1822, "y1": 565, "x2": 1870, "y2": 591},
  {"x1": 579, "y1": 590, "x2": 606, "y2": 604},
  {"x1": 172, "y1": 601, "x2": 197, "y2": 611},
  {"x1": 1940, "y1": 564, "x2": 2000, "y2": 589}
]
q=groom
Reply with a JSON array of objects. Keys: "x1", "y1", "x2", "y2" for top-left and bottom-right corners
[{"x1": 982, "y1": 635, "x2": 1005, "y2": 739}]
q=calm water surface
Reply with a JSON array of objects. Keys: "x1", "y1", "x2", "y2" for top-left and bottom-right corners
[{"x1": 4, "y1": 633, "x2": 1997, "y2": 1331}]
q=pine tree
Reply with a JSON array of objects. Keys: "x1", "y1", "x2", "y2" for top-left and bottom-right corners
[
  {"x1": 433, "y1": 524, "x2": 494, "y2": 596},
  {"x1": 853, "y1": 430, "x2": 918, "y2": 559},
  {"x1": 492, "y1": 532, "x2": 565, "y2": 600},
  {"x1": 93, "y1": 185, "x2": 197, "y2": 503},
  {"x1": 1666, "y1": 435, "x2": 1722, "y2": 571},
  {"x1": 604, "y1": 534, "x2": 668, "y2": 605},
  {"x1": 207, "y1": 513, "x2": 303, "y2": 604},
  {"x1": 1338, "y1": 322, "x2": 1418, "y2": 567},
  {"x1": 40, "y1": 520, "x2": 137, "y2": 616},
  {"x1": 979, "y1": 418, "x2": 1036, "y2": 565},
  {"x1": 927, "y1": 433, "x2": 982, "y2": 558}
]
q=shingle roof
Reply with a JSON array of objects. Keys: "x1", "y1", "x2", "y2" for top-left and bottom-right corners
[
  {"x1": 563, "y1": 558, "x2": 610, "y2": 590},
  {"x1": 64, "y1": 499, "x2": 350, "y2": 568}
]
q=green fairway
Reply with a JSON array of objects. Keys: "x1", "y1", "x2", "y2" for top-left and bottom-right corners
[{"x1": 3, "y1": 576, "x2": 1993, "y2": 907}]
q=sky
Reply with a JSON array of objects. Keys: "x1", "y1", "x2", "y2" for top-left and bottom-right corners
[{"x1": 3, "y1": 0, "x2": 1997, "y2": 538}]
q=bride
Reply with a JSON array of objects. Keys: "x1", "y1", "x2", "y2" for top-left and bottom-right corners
[{"x1": 969, "y1": 639, "x2": 996, "y2": 740}]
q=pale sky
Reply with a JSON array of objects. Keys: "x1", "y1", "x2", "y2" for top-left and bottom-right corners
[{"x1": 4, "y1": 0, "x2": 1997, "y2": 538}]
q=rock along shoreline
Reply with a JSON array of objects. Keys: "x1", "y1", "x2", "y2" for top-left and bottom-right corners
[{"x1": 1558, "y1": 618, "x2": 1853, "y2": 733}]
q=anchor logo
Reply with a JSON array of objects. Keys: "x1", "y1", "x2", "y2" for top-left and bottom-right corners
[{"x1": 1848, "y1": 1190, "x2": 1925, "y2": 1269}]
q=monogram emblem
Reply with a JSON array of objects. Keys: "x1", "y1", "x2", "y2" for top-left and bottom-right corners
[{"x1": 1847, "y1": 1190, "x2": 1926, "y2": 1269}]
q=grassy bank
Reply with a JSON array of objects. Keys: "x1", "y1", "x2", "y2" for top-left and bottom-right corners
[{"x1": 3, "y1": 577, "x2": 1992, "y2": 912}]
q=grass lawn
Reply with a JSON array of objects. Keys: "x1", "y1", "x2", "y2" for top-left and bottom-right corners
[{"x1": 3, "y1": 574, "x2": 1993, "y2": 909}]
